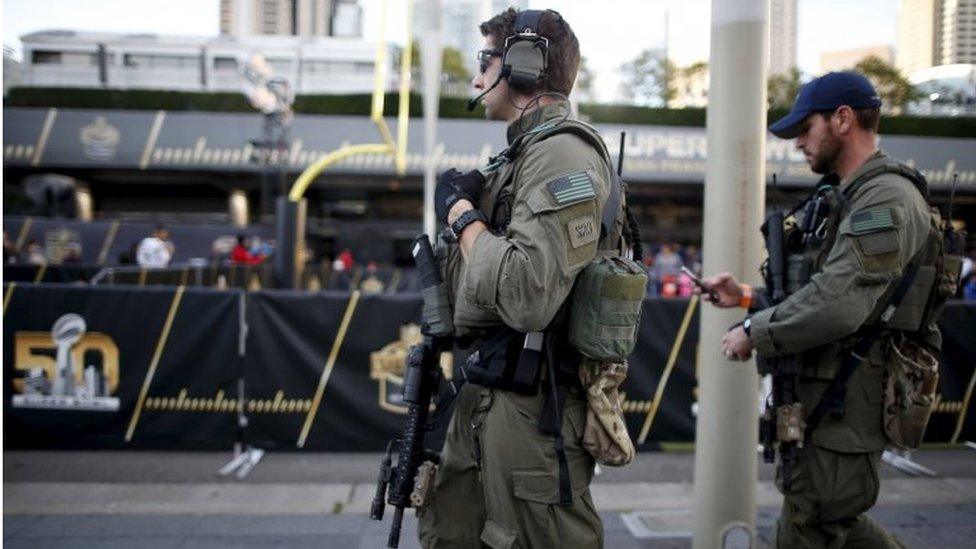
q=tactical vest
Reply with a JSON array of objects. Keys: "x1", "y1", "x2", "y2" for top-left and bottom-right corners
[
  {"x1": 783, "y1": 159, "x2": 957, "y2": 338},
  {"x1": 481, "y1": 118, "x2": 632, "y2": 256}
]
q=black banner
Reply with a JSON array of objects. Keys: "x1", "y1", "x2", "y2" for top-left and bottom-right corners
[
  {"x1": 3, "y1": 283, "x2": 241, "y2": 449},
  {"x1": 4, "y1": 283, "x2": 976, "y2": 450}
]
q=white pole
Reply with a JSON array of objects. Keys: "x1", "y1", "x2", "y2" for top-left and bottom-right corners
[
  {"x1": 421, "y1": 0, "x2": 443, "y2": 240},
  {"x1": 693, "y1": 1, "x2": 769, "y2": 547}
]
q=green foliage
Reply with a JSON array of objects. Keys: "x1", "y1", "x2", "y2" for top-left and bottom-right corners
[
  {"x1": 6, "y1": 87, "x2": 974, "y2": 137},
  {"x1": 575, "y1": 56, "x2": 596, "y2": 103},
  {"x1": 854, "y1": 56, "x2": 921, "y2": 113},
  {"x1": 618, "y1": 49, "x2": 677, "y2": 107},
  {"x1": 409, "y1": 41, "x2": 471, "y2": 82},
  {"x1": 768, "y1": 67, "x2": 804, "y2": 109}
]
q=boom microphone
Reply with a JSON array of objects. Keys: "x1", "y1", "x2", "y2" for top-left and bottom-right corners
[{"x1": 466, "y1": 73, "x2": 505, "y2": 111}]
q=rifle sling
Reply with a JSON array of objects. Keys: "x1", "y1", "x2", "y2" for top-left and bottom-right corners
[{"x1": 803, "y1": 252, "x2": 924, "y2": 437}]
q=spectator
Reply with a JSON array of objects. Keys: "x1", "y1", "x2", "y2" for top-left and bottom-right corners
[
  {"x1": 136, "y1": 227, "x2": 173, "y2": 268},
  {"x1": 654, "y1": 243, "x2": 684, "y2": 279},
  {"x1": 360, "y1": 261, "x2": 385, "y2": 294},
  {"x1": 22, "y1": 239, "x2": 46, "y2": 265},
  {"x1": 62, "y1": 243, "x2": 82, "y2": 264},
  {"x1": 4, "y1": 230, "x2": 16, "y2": 263},
  {"x1": 231, "y1": 234, "x2": 263, "y2": 265},
  {"x1": 964, "y1": 272, "x2": 976, "y2": 301},
  {"x1": 338, "y1": 249, "x2": 354, "y2": 271}
]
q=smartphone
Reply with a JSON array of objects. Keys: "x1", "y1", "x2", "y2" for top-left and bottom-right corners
[{"x1": 680, "y1": 266, "x2": 719, "y2": 302}]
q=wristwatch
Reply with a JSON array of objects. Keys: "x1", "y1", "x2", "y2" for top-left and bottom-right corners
[
  {"x1": 450, "y1": 209, "x2": 487, "y2": 239},
  {"x1": 742, "y1": 316, "x2": 752, "y2": 338}
]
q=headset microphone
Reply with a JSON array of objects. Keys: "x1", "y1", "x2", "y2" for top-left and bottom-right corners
[{"x1": 466, "y1": 71, "x2": 506, "y2": 111}]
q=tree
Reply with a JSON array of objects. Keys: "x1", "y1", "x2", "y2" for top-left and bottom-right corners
[
  {"x1": 618, "y1": 49, "x2": 676, "y2": 106},
  {"x1": 853, "y1": 56, "x2": 920, "y2": 114},
  {"x1": 575, "y1": 56, "x2": 596, "y2": 103},
  {"x1": 768, "y1": 67, "x2": 804, "y2": 109},
  {"x1": 409, "y1": 41, "x2": 471, "y2": 83}
]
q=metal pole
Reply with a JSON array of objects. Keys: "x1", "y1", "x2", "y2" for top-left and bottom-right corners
[
  {"x1": 421, "y1": 0, "x2": 443, "y2": 240},
  {"x1": 693, "y1": 1, "x2": 769, "y2": 547}
]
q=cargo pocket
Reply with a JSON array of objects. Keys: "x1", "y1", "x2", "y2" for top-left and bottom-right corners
[
  {"x1": 512, "y1": 469, "x2": 560, "y2": 505},
  {"x1": 480, "y1": 518, "x2": 518, "y2": 549}
]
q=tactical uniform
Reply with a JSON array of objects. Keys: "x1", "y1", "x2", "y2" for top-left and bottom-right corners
[
  {"x1": 417, "y1": 101, "x2": 625, "y2": 548},
  {"x1": 750, "y1": 151, "x2": 941, "y2": 548}
]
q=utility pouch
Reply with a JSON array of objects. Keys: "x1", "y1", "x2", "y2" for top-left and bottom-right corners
[
  {"x1": 786, "y1": 254, "x2": 813, "y2": 296},
  {"x1": 568, "y1": 256, "x2": 648, "y2": 362},
  {"x1": 578, "y1": 357, "x2": 635, "y2": 466},
  {"x1": 883, "y1": 334, "x2": 939, "y2": 449},
  {"x1": 464, "y1": 329, "x2": 541, "y2": 396}
]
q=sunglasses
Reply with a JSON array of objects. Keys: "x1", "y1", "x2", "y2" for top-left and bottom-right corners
[{"x1": 477, "y1": 49, "x2": 503, "y2": 74}]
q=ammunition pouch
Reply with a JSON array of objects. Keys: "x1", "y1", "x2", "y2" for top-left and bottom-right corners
[
  {"x1": 883, "y1": 333, "x2": 939, "y2": 449},
  {"x1": 567, "y1": 255, "x2": 648, "y2": 362},
  {"x1": 464, "y1": 328, "x2": 543, "y2": 395}
]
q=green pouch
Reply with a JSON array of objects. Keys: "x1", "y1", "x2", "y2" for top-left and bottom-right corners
[{"x1": 568, "y1": 256, "x2": 648, "y2": 361}]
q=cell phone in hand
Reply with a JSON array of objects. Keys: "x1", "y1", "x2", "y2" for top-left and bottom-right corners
[{"x1": 680, "y1": 266, "x2": 719, "y2": 302}]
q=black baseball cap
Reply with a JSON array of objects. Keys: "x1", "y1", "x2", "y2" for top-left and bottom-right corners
[{"x1": 769, "y1": 71, "x2": 882, "y2": 139}]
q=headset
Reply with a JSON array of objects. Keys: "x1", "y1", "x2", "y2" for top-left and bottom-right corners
[{"x1": 467, "y1": 9, "x2": 551, "y2": 111}]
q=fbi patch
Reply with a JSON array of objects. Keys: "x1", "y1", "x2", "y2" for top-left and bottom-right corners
[
  {"x1": 851, "y1": 208, "x2": 895, "y2": 234},
  {"x1": 547, "y1": 171, "x2": 595, "y2": 206}
]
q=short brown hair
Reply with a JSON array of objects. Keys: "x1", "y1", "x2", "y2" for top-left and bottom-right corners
[
  {"x1": 820, "y1": 106, "x2": 881, "y2": 133},
  {"x1": 479, "y1": 8, "x2": 580, "y2": 96}
]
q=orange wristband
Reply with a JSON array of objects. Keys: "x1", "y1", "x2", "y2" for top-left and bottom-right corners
[{"x1": 739, "y1": 284, "x2": 753, "y2": 309}]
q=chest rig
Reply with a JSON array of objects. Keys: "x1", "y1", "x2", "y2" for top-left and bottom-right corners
[
  {"x1": 480, "y1": 117, "x2": 630, "y2": 255},
  {"x1": 777, "y1": 159, "x2": 959, "y2": 337}
]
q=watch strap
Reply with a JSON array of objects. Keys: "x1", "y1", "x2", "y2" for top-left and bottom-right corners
[{"x1": 451, "y1": 209, "x2": 487, "y2": 238}]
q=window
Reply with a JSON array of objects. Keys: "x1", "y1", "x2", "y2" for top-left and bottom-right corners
[
  {"x1": 214, "y1": 57, "x2": 238, "y2": 70},
  {"x1": 123, "y1": 54, "x2": 196, "y2": 69},
  {"x1": 32, "y1": 51, "x2": 61, "y2": 64}
]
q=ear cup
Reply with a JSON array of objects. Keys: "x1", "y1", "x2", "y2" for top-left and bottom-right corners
[{"x1": 503, "y1": 38, "x2": 547, "y2": 93}]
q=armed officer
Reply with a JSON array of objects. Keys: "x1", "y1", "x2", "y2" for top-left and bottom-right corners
[
  {"x1": 417, "y1": 7, "x2": 637, "y2": 549},
  {"x1": 701, "y1": 72, "x2": 950, "y2": 547}
]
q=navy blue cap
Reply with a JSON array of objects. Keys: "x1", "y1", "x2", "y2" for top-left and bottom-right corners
[{"x1": 769, "y1": 71, "x2": 882, "y2": 139}]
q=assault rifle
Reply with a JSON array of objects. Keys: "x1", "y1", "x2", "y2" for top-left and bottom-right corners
[
  {"x1": 758, "y1": 209, "x2": 804, "y2": 491},
  {"x1": 371, "y1": 235, "x2": 454, "y2": 548}
]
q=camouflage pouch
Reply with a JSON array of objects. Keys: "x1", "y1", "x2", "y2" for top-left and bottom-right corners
[
  {"x1": 567, "y1": 256, "x2": 648, "y2": 362},
  {"x1": 883, "y1": 334, "x2": 939, "y2": 449},
  {"x1": 578, "y1": 357, "x2": 635, "y2": 466}
]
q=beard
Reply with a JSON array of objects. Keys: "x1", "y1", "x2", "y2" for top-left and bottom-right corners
[{"x1": 807, "y1": 130, "x2": 843, "y2": 174}]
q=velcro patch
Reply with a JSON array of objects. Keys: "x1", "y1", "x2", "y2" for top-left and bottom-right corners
[
  {"x1": 567, "y1": 215, "x2": 598, "y2": 248},
  {"x1": 547, "y1": 171, "x2": 595, "y2": 206},
  {"x1": 850, "y1": 208, "x2": 895, "y2": 234}
]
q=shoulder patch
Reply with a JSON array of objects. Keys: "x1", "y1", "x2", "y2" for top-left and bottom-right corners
[
  {"x1": 547, "y1": 171, "x2": 595, "y2": 206},
  {"x1": 850, "y1": 208, "x2": 895, "y2": 234}
]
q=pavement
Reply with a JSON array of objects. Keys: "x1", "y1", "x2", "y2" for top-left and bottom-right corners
[{"x1": 4, "y1": 448, "x2": 976, "y2": 548}]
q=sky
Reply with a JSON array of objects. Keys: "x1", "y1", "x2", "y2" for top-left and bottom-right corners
[{"x1": 3, "y1": 0, "x2": 900, "y2": 103}]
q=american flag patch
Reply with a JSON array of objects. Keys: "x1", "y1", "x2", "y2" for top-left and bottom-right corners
[
  {"x1": 850, "y1": 208, "x2": 895, "y2": 234},
  {"x1": 546, "y1": 171, "x2": 595, "y2": 205}
]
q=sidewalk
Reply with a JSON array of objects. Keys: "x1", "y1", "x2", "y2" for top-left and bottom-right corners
[{"x1": 4, "y1": 449, "x2": 976, "y2": 548}]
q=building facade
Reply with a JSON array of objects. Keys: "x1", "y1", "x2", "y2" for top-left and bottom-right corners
[
  {"x1": 18, "y1": 30, "x2": 394, "y2": 95},
  {"x1": 219, "y1": 0, "x2": 361, "y2": 39},
  {"x1": 769, "y1": 0, "x2": 797, "y2": 76},
  {"x1": 898, "y1": 0, "x2": 976, "y2": 74}
]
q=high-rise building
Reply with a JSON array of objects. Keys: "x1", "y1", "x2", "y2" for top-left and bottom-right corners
[
  {"x1": 897, "y1": 0, "x2": 944, "y2": 74},
  {"x1": 897, "y1": 0, "x2": 975, "y2": 74},
  {"x1": 769, "y1": 0, "x2": 797, "y2": 75},
  {"x1": 220, "y1": 0, "x2": 361, "y2": 39},
  {"x1": 415, "y1": 0, "x2": 528, "y2": 78},
  {"x1": 940, "y1": 0, "x2": 976, "y2": 65}
]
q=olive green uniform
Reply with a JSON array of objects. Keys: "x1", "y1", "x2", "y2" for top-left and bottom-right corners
[
  {"x1": 417, "y1": 102, "x2": 615, "y2": 548},
  {"x1": 750, "y1": 152, "x2": 939, "y2": 548}
]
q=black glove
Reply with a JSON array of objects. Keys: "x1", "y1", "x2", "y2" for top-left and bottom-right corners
[{"x1": 434, "y1": 169, "x2": 486, "y2": 224}]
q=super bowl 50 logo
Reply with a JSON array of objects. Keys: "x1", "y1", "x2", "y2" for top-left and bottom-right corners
[{"x1": 12, "y1": 314, "x2": 121, "y2": 412}]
